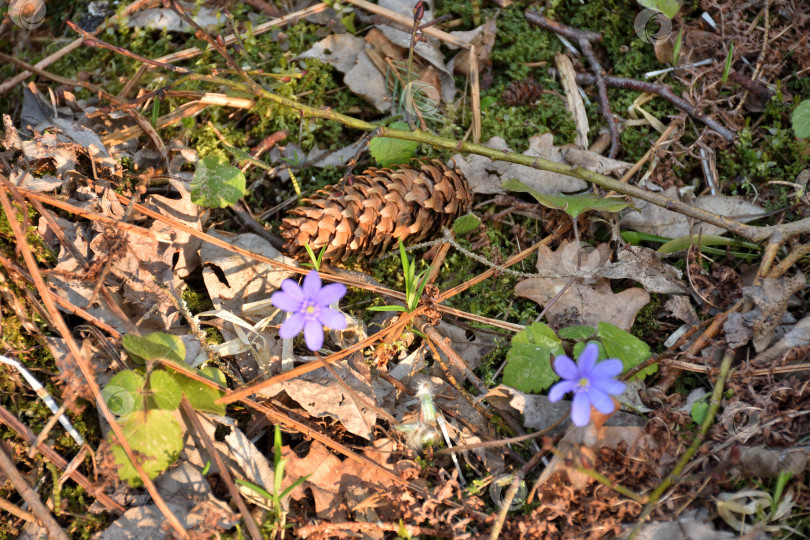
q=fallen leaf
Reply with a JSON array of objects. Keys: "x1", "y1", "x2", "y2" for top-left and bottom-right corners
[
  {"x1": 723, "y1": 273, "x2": 805, "y2": 351},
  {"x1": 515, "y1": 241, "x2": 651, "y2": 331},
  {"x1": 452, "y1": 134, "x2": 590, "y2": 195},
  {"x1": 621, "y1": 187, "x2": 766, "y2": 238}
]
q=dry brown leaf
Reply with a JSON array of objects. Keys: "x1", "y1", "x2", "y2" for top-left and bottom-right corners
[
  {"x1": 258, "y1": 360, "x2": 379, "y2": 440},
  {"x1": 664, "y1": 295, "x2": 700, "y2": 325},
  {"x1": 515, "y1": 241, "x2": 650, "y2": 331}
]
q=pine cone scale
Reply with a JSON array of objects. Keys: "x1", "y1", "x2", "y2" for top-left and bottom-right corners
[{"x1": 280, "y1": 160, "x2": 472, "y2": 262}]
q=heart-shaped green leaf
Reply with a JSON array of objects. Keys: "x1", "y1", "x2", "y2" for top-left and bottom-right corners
[
  {"x1": 191, "y1": 154, "x2": 246, "y2": 208},
  {"x1": 503, "y1": 323, "x2": 565, "y2": 393},
  {"x1": 122, "y1": 333, "x2": 186, "y2": 365},
  {"x1": 369, "y1": 122, "x2": 418, "y2": 167}
]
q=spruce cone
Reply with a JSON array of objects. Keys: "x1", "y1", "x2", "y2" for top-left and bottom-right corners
[
  {"x1": 502, "y1": 78, "x2": 543, "y2": 106},
  {"x1": 281, "y1": 159, "x2": 472, "y2": 262}
]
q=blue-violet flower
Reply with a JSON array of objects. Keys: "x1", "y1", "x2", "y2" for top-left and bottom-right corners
[
  {"x1": 548, "y1": 343, "x2": 626, "y2": 427},
  {"x1": 271, "y1": 270, "x2": 347, "y2": 352}
]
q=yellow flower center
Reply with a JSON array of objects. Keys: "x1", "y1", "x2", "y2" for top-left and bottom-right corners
[
  {"x1": 306, "y1": 305, "x2": 315, "y2": 314},
  {"x1": 578, "y1": 378, "x2": 589, "y2": 388}
]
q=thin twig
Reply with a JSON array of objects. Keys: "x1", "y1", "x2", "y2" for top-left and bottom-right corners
[
  {"x1": 179, "y1": 398, "x2": 263, "y2": 540},
  {"x1": 574, "y1": 73, "x2": 735, "y2": 142}
]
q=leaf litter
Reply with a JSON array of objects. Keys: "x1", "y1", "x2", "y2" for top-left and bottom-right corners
[{"x1": 0, "y1": 0, "x2": 809, "y2": 539}]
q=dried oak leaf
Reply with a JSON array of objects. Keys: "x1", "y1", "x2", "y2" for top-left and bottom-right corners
[{"x1": 515, "y1": 241, "x2": 650, "y2": 331}]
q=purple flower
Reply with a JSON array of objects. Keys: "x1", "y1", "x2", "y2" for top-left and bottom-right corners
[
  {"x1": 271, "y1": 271, "x2": 347, "y2": 352},
  {"x1": 548, "y1": 343, "x2": 626, "y2": 427}
]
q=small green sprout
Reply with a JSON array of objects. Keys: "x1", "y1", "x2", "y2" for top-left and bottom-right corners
[{"x1": 368, "y1": 240, "x2": 433, "y2": 313}]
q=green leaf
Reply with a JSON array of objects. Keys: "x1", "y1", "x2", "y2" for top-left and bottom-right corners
[
  {"x1": 191, "y1": 154, "x2": 246, "y2": 208},
  {"x1": 369, "y1": 122, "x2": 418, "y2": 167},
  {"x1": 792, "y1": 99, "x2": 810, "y2": 139},
  {"x1": 480, "y1": 96, "x2": 497, "y2": 109},
  {"x1": 658, "y1": 234, "x2": 760, "y2": 254},
  {"x1": 621, "y1": 231, "x2": 672, "y2": 245},
  {"x1": 367, "y1": 305, "x2": 407, "y2": 312},
  {"x1": 503, "y1": 323, "x2": 565, "y2": 393},
  {"x1": 170, "y1": 367, "x2": 227, "y2": 415},
  {"x1": 148, "y1": 370, "x2": 182, "y2": 410},
  {"x1": 721, "y1": 41, "x2": 734, "y2": 85},
  {"x1": 122, "y1": 332, "x2": 186, "y2": 365},
  {"x1": 672, "y1": 28, "x2": 683, "y2": 65},
  {"x1": 597, "y1": 322, "x2": 653, "y2": 378},
  {"x1": 102, "y1": 370, "x2": 145, "y2": 417},
  {"x1": 558, "y1": 325, "x2": 595, "y2": 340},
  {"x1": 691, "y1": 401, "x2": 709, "y2": 424},
  {"x1": 111, "y1": 409, "x2": 184, "y2": 486},
  {"x1": 638, "y1": 0, "x2": 681, "y2": 18},
  {"x1": 502, "y1": 179, "x2": 628, "y2": 219},
  {"x1": 452, "y1": 213, "x2": 482, "y2": 235}
]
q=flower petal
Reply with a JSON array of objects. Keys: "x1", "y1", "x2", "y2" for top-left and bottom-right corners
[
  {"x1": 317, "y1": 307, "x2": 346, "y2": 330},
  {"x1": 302, "y1": 271, "x2": 322, "y2": 298},
  {"x1": 571, "y1": 392, "x2": 591, "y2": 427},
  {"x1": 271, "y1": 291, "x2": 301, "y2": 313},
  {"x1": 316, "y1": 283, "x2": 346, "y2": 306},
  {"x1": 279, "y1": 312, "x2": 305, "y2": 339},
  {"x1": 588, "y1": 387, "x2": 616, "y2": 415},
  {"x1": 577, "y1": 343, "x2": 599, "y2": 375},
  {"x1": 548, "y1": 380, "x2": 577, "y2": 402},
  {"x1": 590, "y1": 359, "x2": 623, "y2": 379},
  {"x1": 592, "y1": 378, "x2": 626, "y2": 396},
  {"x1": 303, "y1": 320, "x2": 324, "y2": 351},
  {"x1": 553, "y1": 355, "x2": 579, "y2": 380},
  {"x1": 280, "y1": 279, "x2": 305, "y2": 302}
]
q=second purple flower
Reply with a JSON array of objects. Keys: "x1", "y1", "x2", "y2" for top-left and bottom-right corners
[{"x1": 271, "y1": 270, "x2": 347, "y2": 352}]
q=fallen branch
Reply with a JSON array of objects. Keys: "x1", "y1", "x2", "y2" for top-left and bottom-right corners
[{"x1": 574, "y1": 72, "x2": 735, "y2": 141}]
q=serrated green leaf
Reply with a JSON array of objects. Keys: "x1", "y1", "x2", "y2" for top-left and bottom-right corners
[
  {"x1": 597, "y1": 322, "x2": 652, "y2": 375},
  {"x1": 502, "y1": 179, "x2": 628, "y2": 218},
  {"x1": 111, "y1": 409, "x2": 184, "y2": 486},
  {"x1": 170, "y1": 367, "x2": 226, "y2": 415},
  {"x1": 558, "y1": 325, "x2": 595, "y2": 340},
  {"x1": 149, "y1": 370, "x2": 182, "y2": 410},
  {"x1": 503, "y1": 323, "x2": 565, "y2": 393},
  {"x1": 369, "y1": 122, "x2": 418, "y2": 167},
  {"x1": 122, "y1": 332, "x2": 186, "y2": 365},
  {"x1": 638, "y1": 0, "x2": 681, "y2": 18},
  {"x1": 792, "y1": 100, "x2": 810, "y2": 139},
  {"x1": 452, "y1": 213, "x2": 482, "y2": 235},
  {"x1": 102, "y1": 370, "x2": 145, "y2": 417},
  {"x1": 691, "y1": 401, "x2": 709, "y2": 424},
  {"x1": 191, "y1": 154, "x2": 246, "y2": 208}
]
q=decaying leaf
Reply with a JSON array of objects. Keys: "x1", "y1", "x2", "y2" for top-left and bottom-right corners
[
  {"x1": 621, "y1": 187, "x2": 765, "y2": 238},
  {"x1": 664, "y1": 295, "x2": 700, "y2": 325},
  {"x1": 515, "y1": 241, "x2": 651, "y2": 331},
  {"x1": 452, "y1": 134, "x2": 590, "y2": 195},
  {"x1": 723, "y1": 273, "x2": 805, "y2": 351},
  {"x1": 753, "y1": 314, "x2": 810, "y2": 363}
]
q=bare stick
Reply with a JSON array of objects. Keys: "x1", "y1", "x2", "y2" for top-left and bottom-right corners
[
  {"x1": 574, "y1": 72, "x2": 735, "y2": 141},
  {"x1": 0, "y1": 443, "x2": 69, "y2": 540}
]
